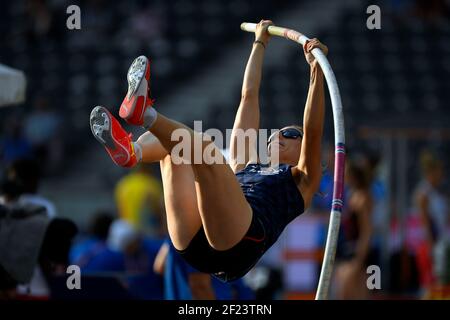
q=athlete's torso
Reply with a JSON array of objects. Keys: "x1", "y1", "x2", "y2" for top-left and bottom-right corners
[{"x1": 235, "y1": 163, "x2": 305, "y2": 244}]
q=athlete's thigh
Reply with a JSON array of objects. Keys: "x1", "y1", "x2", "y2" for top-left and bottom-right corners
[
  {"x1": 160, "y1": 156, "x2": 201, "y2": 250},
  {"x1": 191, "y1": 146, "x2": 252, "y2": 251}
]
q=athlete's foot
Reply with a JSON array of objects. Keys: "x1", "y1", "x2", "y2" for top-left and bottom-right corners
[
  {"x1": 119, "y1": 55, "x2": 156, "y2": 128},
  {"x1": 90, "y1": 106, "x2": 138, "y2": 168}
]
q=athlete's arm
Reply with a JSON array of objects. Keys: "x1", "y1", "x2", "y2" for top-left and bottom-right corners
[
  {"x1": 293, "y1": 39, "x2": 327, "y2": 208},
  {"x1": 230, "y1": 20, "x2": 272, "y2": 173}
]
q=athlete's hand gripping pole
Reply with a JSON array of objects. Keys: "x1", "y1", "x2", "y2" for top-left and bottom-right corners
[{"x1": 241, "y1": 22, "x2": 346, "y2": 300}]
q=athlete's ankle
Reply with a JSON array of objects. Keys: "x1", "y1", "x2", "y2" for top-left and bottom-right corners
[
  {"x1": 143, "y1": 107, "x2": 157, "y2": 130},
  {"x1": 133, "y1": 142, "x2": 143, "y2": 163}
]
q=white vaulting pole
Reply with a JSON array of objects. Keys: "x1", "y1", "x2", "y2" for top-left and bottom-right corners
[{"x1": 241, "y1": 22, "x2": 346, "y2": 300}]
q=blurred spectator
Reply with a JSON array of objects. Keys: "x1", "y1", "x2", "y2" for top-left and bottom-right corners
[
  {"x1": 154, "y1": 239, "x2": 254, "y2": 300},
  {"x1": 1, "y1": 167, "x2": 76, "y2": 299},
  {"x1": 244, "y1": 265, "x2": 283, "y2": 300},
  {"x1": 0, "y1": 158, "x2": 51, "y2": 299},
  {"x1": 388, "y1": 244, "x2": 420, "y2": 297},
  {"x1": 0, "y1": 202, "x2": 49, "y2": 300},
  {"x1": 415, "y1": 150, "x2": 448, "y2": 246},
  {"x1": 412, "y1": 0, "x2": 450, "y2": 22},
  {"x1": 0, "y1": 158, "x2": 56, "y2": 218},
  {"x1": 30, "y1": 218, "x2": 78, "y2": 299},
  {"x1": 0, "y1": 264, "x2": 18, "y2": 300},
  {"x1": 83, "y1": 219, "x2": 164, "y2": 299},
  {"x1": 359, "y1": 151, "x2": 386, "y2": 268},
  {"x1": 312, "y1": 143, "x2": 334, "y2": 212},
  {"x1": 129, "y1": 3, "x2": 166, "y2": 43},
  {"x1": 24, "y1": 96, "x2": 63, "y2": 174},
  {"x1": 24, "y1": 0, "x2": 60, "y2": 44},
  {"x1": 69, "y1": 210, "x2": 114, "y2": 268},
  {"x1": 115, "y1": 164, "x2": 165, "y2": 236},
  {"x1": 413, "y1": 150, "x2": 449, "y2": 288},
  {"x1": 388, "y1": 0, "x2": 450, "y2": 25},
  {"x1": 68, "y1": 0, "x2": 115, "y2": 48},
  {"x1": 334, "y1": 160, "x2": 374, "y2": 299},
  {"x1": 0, "y1": 117, "x2": 32, "y2": 166}
]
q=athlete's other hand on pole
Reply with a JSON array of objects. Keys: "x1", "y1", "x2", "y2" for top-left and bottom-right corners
[
  {"x1": 255, "y1": 19, "x2": 273, "y2": 47},
  {"x1": 303, "y1": 38, "x2": 328, "y2": 66}
]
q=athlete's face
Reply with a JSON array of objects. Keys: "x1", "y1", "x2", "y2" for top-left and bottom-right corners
[{"x1": 267, "y1": 126, "x2": 303, "y2": 166}]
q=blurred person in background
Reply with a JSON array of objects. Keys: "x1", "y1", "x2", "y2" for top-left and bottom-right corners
[
  {"x1": 31, "y1": 218, "x2": 78, "y2": 299},
  {"x1": 334, "y1": 160, "x2": 373, "y2": 299},
  {"x1": 115, "y1": 164, "x2": 165, "y2": 237},
  {"x1": 154, "y1": 239, "x2": 254, "y2": 300},
  {"x1": 24, "y1": 96, "x2": 63, "y2": 174},
  {"x1": 0, "y1": 182, "x2": 50, "y2": 300},
  {"x1": 355, "y1": 150, "x2": 386, "y2": 269},
  {"x1": 0, "y1": 167, "x2": 76, "y2": 299},
  {"x1": 0, "y1": 116, "x2": 32, "y2": 166},
  {"x1": 244, "y1": 263, "x2": 283, "y2": 300},
  {"x1": 69, "y1": 210, "x2": 114, "y2": 268},
  {"x1": 389, "y1": 0, "x2": 450, "y2": 24},
  {"x1": 0, "y1": 158, "x2": 56, "y2": 218},
  {"x1": 0, "y1": 265, "x2": 19, "y2": 299},
  {"x1": 83, "y1": 219, "x2": 164, "y2": 299},
  {"x1": 413, "y1": 150, "x2": 449, "y2": 290},
  {"x1": 412, "y1": 0, "x2": 450, "y2": 22},
  {"x1": 24, "y1": 0, "x2": 62, "y2": 44},
  {"x1": 129, "y1": 2, "x2": 166, "y2": 43},
  {"x1": 311, "y1": 143, "x2": 334, "y2": 212}
]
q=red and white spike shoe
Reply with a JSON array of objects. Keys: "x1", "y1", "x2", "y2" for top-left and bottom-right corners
[
  {"x1": 90, "y1": 106, "x2": 137, "y2": 168},
  {"x1": 119, "y1": 55, "x2": 155, "y2": 126}
]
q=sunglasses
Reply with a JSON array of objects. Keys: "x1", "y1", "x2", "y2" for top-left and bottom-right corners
[{"x1": 268, "y1": 128, "x2": 303, "y2": 144}]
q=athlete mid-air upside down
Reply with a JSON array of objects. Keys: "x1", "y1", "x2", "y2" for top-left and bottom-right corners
[{"x1": 90, "y1": 20, "x2": 327, "y2": 282}]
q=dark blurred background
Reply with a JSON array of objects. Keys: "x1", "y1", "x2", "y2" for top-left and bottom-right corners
[{"x1": 0, "y1": 0, "x2": 449, "y2": 300}]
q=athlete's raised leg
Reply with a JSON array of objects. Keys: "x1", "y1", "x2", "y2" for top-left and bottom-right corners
[
  {"x1": 135, "y1": 120, "x2": 252, "y2": 251},
  {"x1": 149, "y1": 115, "x2": 253, "y2": 251},
  {"x1": 118, "y1": 55, "x2": 253, "y2": 251},
  {"x1": 135, "y1": 131, "x2": 168, "y2": 163},
  {"x1": 90, "y1": 110, "x2": 202, "y2": 249}
]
